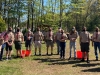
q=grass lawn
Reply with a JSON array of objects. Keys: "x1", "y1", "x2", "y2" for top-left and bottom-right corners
[{"x1": 0, "y1": 40, "x2": 100, "y2": 75}]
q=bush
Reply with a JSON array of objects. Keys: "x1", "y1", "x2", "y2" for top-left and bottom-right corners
[{"x1": 0, "y1": 16, "x2": 6, "y2": 32}]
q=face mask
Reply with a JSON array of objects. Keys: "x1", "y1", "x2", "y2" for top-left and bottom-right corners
[
  {"x1": 96, "y1": 30, "x2": 98, "y2": 32},
  {"x1": 49, "y1": 29, "x2": 51, "y2": 31},
  {"x1": 17, "y1": 29, "x2": 20, "y2": 32},
  {"x1": 9, "y1": 30, "x2": 12, "y2": 32},
  {"x1": 83, "y1": 29, "x2": 86, "y2": 32},
  {"x1": 61, "y1": 32, "x2": 63, "y2": 34}
]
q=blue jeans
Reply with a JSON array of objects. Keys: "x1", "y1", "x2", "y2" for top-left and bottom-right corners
[
  {"x1": 0, "y1": 43, "x2": 6, "y2": 60},
  {"x1": 56, "y1": 40, "x2": 60, "y2": 54},
  {"x1": 94, "y1": 42, "x2": 100, "y2": 58},
  {"x1": 60, "y1": 42, "x2": 66, "y2": 58},
  {"x1": 69, "y1": 41, "x2": 76, "y2": 58}
]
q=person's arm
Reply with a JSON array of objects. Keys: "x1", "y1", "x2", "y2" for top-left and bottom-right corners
[{"x1": 79, "y1": 33, "x2": 82, "y2": 45}]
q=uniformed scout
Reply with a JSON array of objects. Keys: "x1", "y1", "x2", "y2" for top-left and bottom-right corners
[
  {"x1": 55, "y1": 28, "x2": 61, "y2": 55},
  {"x1": 79, "y1": 26, "x2": 90, "y2": 63},
  {"x1": 92, "y1": 27, "x2": 100, "y2": 61},
  {"x1": 68, "y1": 27, "x2": 78, "y2": 60},
  {"x1": 25, "y1": 29, "x2": 33, "y2": 54},
  {"x1": 5, "y1": 27, "x2": 14, "y2": 60},
  {"x1": 45, "y1": 27, "x2": 54, "y2": 55},
  {"x1": 33, "y1": 27, "x2": 44, "y2": 55},
  {"x1": 59, "y1": 29, "x2": 67, "y2": 59},
  {"x1": 14, "y1": 27, "x2": 24, "y2": 58}
]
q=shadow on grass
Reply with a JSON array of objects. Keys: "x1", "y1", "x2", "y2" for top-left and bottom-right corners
[
  {"x1": 33, "y1": 57, "x2": 62, "y2": 63},
  {"x1": 82, "y1": 67, "x2": 100, "y2": 72},
  {"x1": 33, "y1": 57, "x2": 82, "y2": 65},
  {"x1": 49, "y1": 60, "x2": 81, "y2": 65},
  {"x1": 72, "y1": 63, "x2": 100, "y2": 67}
]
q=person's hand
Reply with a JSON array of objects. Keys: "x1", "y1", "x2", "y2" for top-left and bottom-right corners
[{"x1": 27, "y1": 37, "x2": 31, "y2": 40}]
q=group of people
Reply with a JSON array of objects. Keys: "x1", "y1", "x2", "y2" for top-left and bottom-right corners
[{"x1": 0, "y1": 26, "x2": 100, "y2": 64}]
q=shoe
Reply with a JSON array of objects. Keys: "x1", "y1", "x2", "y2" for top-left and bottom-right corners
[
  {"x1": 39, "y1": 54, "x2": 41, "y2": 56},
  {"x1": 8, "y1": 57, "x2": 12, "y2": 60},
  {"x1": 46, "y1": 53, "x2": 48, "y2": 55},
  {"x1": 87, "y1": 60, "x2": 90, "y2": 63},
  {"x1": 80, "y1": 59, "x2": 85, "y2": 62},
  {"x1": 51, "y1": 53, "x2": 53, "y2": 55},
  {"x1": 74, "y1": 58, "x2": 76, "y2": 60},
  {"x1": 68, "y1": 57, "x2": 71, "y2": 60},
  {"x1": 60, "y1": 57, "x2": 62, "y2": 59},
  {"x1": 62, "y1": 57, "x2": 65, "y2": 60},
  {"x1": 6, "y1": 58, "x2": 8, "y2": 60},
  {"x1": 0, "y1": 59, "x2": 3, "y2": 61},
  {"x1": 96, "y1": 58, "x2": 98, "y2": 61}
]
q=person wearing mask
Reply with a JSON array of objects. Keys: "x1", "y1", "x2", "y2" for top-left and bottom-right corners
[
  {"x1": 92, "y1": 27, "x2": 100, "y2": 61},
  {"x1": 25, "y1": 29, "x2": 33, "y2": 55},
  {"x1": 79, "y1": 27, "x2": 90, "y2": 63},
  {"x1": 55, "y1": 28, "x2": 61, "y2": 55},
  {"x1": 45, "y1": 27, "x2": 54, "y2": 55},
  {"x1": 14, "y1": 27, "x2": 24, "y2": 58},
  {"x1": 33, "y1": 27, "x2": 44, "y2": 55},
  {"x1": 59, "y1": 29, "x2": 67, "y2": 59},
  {"x1": 5, "y1": 27, "x2": 14, "y2": 60},
  {"x1": 68, "y1": 27, "x2": 78, "y2": 60}
]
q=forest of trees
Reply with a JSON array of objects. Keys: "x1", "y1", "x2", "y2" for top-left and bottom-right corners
[{"x1": 0, "y1": 0, "x2": 100, "y2": 32}]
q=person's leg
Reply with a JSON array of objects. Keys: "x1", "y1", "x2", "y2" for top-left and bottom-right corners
[
  {"x1": 46, "y1": 46, "x2": 49, "y2": 55},
  {"x1": 60, "y1": 42, "x2": 63, "y2": 58},
  {"x1": 51, "y1": 41, "x2": 54, "y2": 55},
  {"x1": 34, "y1": 47, "x2": 37, "y2": 55},
  {"x1": 39, "y1": 42, "x2": 41, "y2": 55},
  {"x1": 81, "y1": 43, "x2": 85, "y2": 61},
  {"x1": 0, "y1": 43, "x2": 6, "y2": 60},
  {"x1": 34, "y1": 41, "x2": 38, "y2": 55},
  {"x1": 69, "y1": 42, "x2": 73, "y2": 60},
  {"x1": 0, "y1": 48, "x2": 3, "y2": 60},
  {"x1": 62, "y1": 42, "x2": 66, "y2": 59},
  {"x1": 8, "y1": 45, "x2": 12, "y2": 59},
  {"x1": 46, "y1": 41, "x2": 49, "y2": 55},
  {"x1": 56, "y1": 40, "x2": 60, "y2": 55},
  {"x1": 6, "y1": 43, "x2": 9, "y2": 60},
  {"x1": 73, "y1": 42, "x2": 76, "y2": 59},
  {"x1": 85, "y1": 43, "x2": 90, "y2": 63},
  {"x1": 94, "y1": 42, "x2": 98, "y2": 60}
]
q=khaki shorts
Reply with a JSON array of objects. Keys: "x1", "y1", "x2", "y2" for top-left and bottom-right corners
[
  {"x1": 34, "y1": 41, "x2": 41, "y2": 48},
  {"x1": 46, "y1": 40, "x2": 54, "y2": 47}
]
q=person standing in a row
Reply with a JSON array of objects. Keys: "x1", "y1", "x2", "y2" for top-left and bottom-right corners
[
  {"x1": 25, "y1": 29, "x2": 33, "y2": 56},
  {"x1": 45, "y1": 27, "x2": 54, "y2": 55},
  {"x1": 34, "y1": 27, "x2": 44, "y2": 55},
  {"x1": 68, "y1": 27, "x2": 78, "y2": 60},
  {"x1": 5, "y1": 27, "x2": 14, "y2": 60},
  {"x1": 59, "y1": 29, "x2": 67, "y2": 59},
  {"x1": 92, "y1": 27, "x2": 100, "y2": 61},
  {"x1": 55, "y1": 28, "x2": 61, "y2": 55},
  {"x1": 14, "y1": 27, "x2": 24, "y2": 58},
  {"x1": 79, "y1": 27, "x2": 90, "y2": 63}
]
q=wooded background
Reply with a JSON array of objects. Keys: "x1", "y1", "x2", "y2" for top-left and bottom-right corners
[{"x1": 0, "y1": 0, "x2": 100, "y2": 32}]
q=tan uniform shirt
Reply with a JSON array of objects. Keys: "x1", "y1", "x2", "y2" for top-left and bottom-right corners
[
  {"x1": 34, "y1": 31, "x2": 44, "y2": 41},
  {"x1": 92, "y1": 32, "x2": 100, "y2": 42},
  {"x1": 7, "y1": 32, "x2": 14, "y2": 41},
  {"x1": 15, "y1": 32, "x2": 23, "y2": 41},
  {"x1": 59, "y1": 33, "x2": 68, "y2": 42},
  {"x1": 45, "y1": 31, "x2": 54, "y2": 41},
  {"x1": 55, "y1": 32, "x2": 61, "y2": 40},
  {"x1": 80, "y1": 31, "x2": 90, "y2": 43},
  {"x1": 69, "y1": 32, "x2": 78, "y2": 42}
]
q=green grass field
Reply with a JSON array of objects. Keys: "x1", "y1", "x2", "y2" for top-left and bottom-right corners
[{"x1": 0, "y1": 40, "x2": 100, "y2": 75}]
